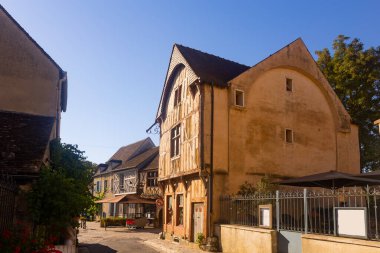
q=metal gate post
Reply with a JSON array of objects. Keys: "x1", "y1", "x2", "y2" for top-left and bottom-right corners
[
  {"x1": 276, "y1": 190, "x2": 280, "y2": 231},
  {"x1": 304, "y1": 188, "x2": 308, "y2": 234}
]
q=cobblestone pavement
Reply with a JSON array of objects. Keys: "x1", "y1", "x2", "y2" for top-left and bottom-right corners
[{"x1": 78, "y1": 221, "x2": 205, "y2": 253}]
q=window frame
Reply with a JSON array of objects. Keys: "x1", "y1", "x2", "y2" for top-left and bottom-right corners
[
  {"x1": 286, "y1": 78, "x2": 293, "y2": 92},
  {"x1": 170, "y1": 124, "x2": 181, "y2": 158},
  {"x1": 104, "y1": 179, "x2": 108, "y2": 191},
  {"x1": 166, "y1": 195, "x2": 173, "y2": 224},
  {"x1": 285, "y1": 129, "x2": 294, "y2": 143},
  {"x1": 176, "y1": 194, "x2": 184, "y2": 226},
  {"x1": 174, "y1": 85, "x2": 182, "y2": 107},
  {"x1": 147, "y1": 171, "x2": 158, "y2": 187},
  {"x1": 235, "y1": 89, "x2": 245, "y2": 107}
]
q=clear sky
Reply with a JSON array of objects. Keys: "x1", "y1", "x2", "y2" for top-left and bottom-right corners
[{"x1": 1, "y1": 0, "x2": 379, "y2": 164}]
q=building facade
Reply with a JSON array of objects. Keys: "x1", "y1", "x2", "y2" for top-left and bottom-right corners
[
  {"x1": 93, "y1": 138, "x2": 162, "y2": 225},
  {"x1": 154, "y1": 39, "x2": 360, "y2": 241},
  {"x1": 0, "y1": 5, "x2": 67, "y2": 231}
]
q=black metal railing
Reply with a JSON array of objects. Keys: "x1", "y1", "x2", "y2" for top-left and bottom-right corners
[{"x1": 220, "y1": 186, "x2": 380, "y2": 240}]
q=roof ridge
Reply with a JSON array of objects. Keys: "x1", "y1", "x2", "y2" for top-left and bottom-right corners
[
  {"x1": 175, "y1": 43, "x2": 250, "y2": 68},
  {"x1": 118, "y1": 137, "x2": 150, "y2": 149}
]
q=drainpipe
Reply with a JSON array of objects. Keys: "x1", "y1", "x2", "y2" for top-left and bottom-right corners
[
  {"x1": 208, "y1": 82, "x2": 215, "y2": 237},
  {"x1": 56, "y1": 71, "x2": 67, "y2": 138}
]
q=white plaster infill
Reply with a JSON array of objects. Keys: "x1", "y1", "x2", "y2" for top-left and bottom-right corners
[
  {"x1": 219, "y1": 224, "x2": 276, "y2": 234},
  {"x1": 302, "y1": 233, "x2": 380, "y2": 248}
]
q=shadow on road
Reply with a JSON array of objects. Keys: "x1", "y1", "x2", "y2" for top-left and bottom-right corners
[{"x1": 80, "y1": 243, "x2": 117, "y2": 253}]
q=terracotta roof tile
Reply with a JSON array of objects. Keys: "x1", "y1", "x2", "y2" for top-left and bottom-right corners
[{"x1": 175, "y1": 44, "x2": 250, "y2": 86}]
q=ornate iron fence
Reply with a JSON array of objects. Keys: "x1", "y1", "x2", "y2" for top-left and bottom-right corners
[
  {"x1": 0, "y1": 175, "x2": 17, "y2": 232},
  {"x1": 220, "y1": 186, "x2": 380, "y2": 240}
]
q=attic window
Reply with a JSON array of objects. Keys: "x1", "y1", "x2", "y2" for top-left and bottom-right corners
[
  {"x1": 285, "y1": 129, "x2": 293, "y2": 143},
  {"x1": 235, "y1": 89, "x2": 244, "y2": 107},
  {"x1": 174, "y1": 85, "x2": 182, "y2": 107},
  {"x1": 286, "y1": 78, "x2": 293, "y2": 92}
]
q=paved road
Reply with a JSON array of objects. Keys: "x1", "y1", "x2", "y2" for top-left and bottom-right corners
[
  {"x1": 78, "y1": 221, "x2": 205, "y2": 253},
  {"x1": 78, "y1": 222, "x2": 160, "y2": 253}
]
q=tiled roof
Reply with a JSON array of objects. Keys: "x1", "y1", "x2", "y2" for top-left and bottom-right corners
[
  {"x1": 175, "y1": 44, "x2": 250, "y2": 87},
  {"x1": 109, "y1": 138, "x2": 151, "y2": 168},
  {"x1": 0, "y1": 110, "x2": 54, "y2": 176},
  {"x1": 94, "y1": 138, "x2": 156, "y2": 176},
  {"x1": 113, "y1": 146, "x2": 159, "y2": 172},
  {"x1": 141, "y1": 151, "x2": 158, "y2": 171}
]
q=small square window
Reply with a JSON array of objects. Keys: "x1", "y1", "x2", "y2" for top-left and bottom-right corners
[
  {"x1": 286, "y1": 78, "x2": 293, "y2": 92},
  {"x1": 235, "y1": 89, "x2": 244, "y2": 107},
  {"x1": 285, "y1": 129, "x2": 293, "y2": 143}
]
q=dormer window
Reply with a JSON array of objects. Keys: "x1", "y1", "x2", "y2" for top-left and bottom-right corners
[{"x1": 174, "y1": 85, "x2": 182, "y2": 107}]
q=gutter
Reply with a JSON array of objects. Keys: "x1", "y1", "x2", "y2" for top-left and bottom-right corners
[{"x1": 56, "y1": 71, "x2": 67, "y2": 138}]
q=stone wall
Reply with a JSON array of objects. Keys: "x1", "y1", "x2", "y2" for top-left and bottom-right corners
[
  {"x1": 302, "y1": 234, "x2": 380, "y2": 253},
  {"x1": 215, "y1": 224, "x2": 277, "y2": 253}
]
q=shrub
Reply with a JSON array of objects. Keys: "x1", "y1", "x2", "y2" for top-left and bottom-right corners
[{"x1": 100, "y1": 217, "x2": 127, "y2": 227}]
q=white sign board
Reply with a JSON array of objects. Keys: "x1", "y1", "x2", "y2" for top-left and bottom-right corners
[
  {"x1": 258, "y1": 204, "x2": 272, "y2": 228},
  {"x1": 335, "y1": 208, "x2": 367, "y2": 238},
  {"x1": 260, "y1": 208, "x2": 270, "y2": 227}
]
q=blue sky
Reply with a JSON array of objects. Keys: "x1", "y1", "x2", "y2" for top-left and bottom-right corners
[{"x1": 1, "y1": 0, "x2": 379, "y2": 164}]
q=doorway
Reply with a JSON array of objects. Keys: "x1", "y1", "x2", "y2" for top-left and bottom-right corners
[{"x1": 192, "y1": 203, "x2": 204, "y2": 241}]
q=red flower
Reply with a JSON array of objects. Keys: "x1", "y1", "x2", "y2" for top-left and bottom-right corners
[
  {"x1": 2, "y1": 229, "x2": 11, "y2": 239},
  {"x1": 13, "y1": 246, "x2": 21, "y2": 253}
]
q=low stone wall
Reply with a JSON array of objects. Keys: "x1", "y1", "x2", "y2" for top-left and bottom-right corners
[
  {"x1": 215, "y1": 224, "x2": 277, "y2": 253},
  {"x1": 302, "y1": 234, "x2": 380, "y2": 253}
]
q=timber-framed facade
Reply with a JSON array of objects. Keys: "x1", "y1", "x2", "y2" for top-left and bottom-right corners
[{"x1": 154, "y1": 39, "x2": 360, "y2": 242}]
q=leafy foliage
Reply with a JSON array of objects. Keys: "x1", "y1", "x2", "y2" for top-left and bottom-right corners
[
  {"x1": 316, "y1": 35, "x2": 380, "y2": 172},
  {"x1": 237, "y1": 181, "x2": 256, "y2": 196},
  {"x1": 27, "y1": 139, "x2": 96, "y2": 241},
  {"x1": 256, "y1": 174, "x2": 277, "y2": 194}
]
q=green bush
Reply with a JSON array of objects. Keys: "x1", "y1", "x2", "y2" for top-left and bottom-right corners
[{"x1": 100, "y1": 217, "x2": 127, "y2": 227}]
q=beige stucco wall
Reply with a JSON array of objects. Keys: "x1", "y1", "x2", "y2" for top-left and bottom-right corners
[
  {"x1": 210, "y1": 40, "x2": 360, "y2": 199},
  {"x1": 302, "y1": 234, "x2": 380, "y2": 253},
  {"x1": 215, "y1": 224, "x2": 277, "y2": 253},
  {"x1": 0, "y1": 9, "x2": 61, "y2": 117}
]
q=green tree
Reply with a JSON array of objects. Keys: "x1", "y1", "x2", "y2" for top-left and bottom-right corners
[
  {"x1": 316, "y1": 35, "x2": 380, "y2": 172},
  {"x1": 27, "y1": 139, "x2": 96, "y2": 241}
]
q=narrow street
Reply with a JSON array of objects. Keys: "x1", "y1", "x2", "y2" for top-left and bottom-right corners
[{"x1": 77, "y1": 221, "x2": 204, "y2": 253}]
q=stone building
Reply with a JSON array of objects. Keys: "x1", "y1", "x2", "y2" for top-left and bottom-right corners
[
  {"x1": 93, "y1": 138, "x2": 162, "y2": 225},
  {"x1": 153, "y1": 38, "x2": 359, "y2": 242},
  {"x1": 0, "y1": 4, "x2": 67, "y2": 231}
]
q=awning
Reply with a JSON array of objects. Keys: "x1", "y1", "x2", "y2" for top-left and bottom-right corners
[
  {"x1": 278, "y1": 170, "x2": 380, "y2": 189},
  {"x1": 95, "y1": 194, "x2": 156, "y2": 204},
  {"x1": 120, "y1": 195, "x2": 156, "y2": 204},
  {"x1": 95, "y1": 195, "x2": 127, "y2": 203}
]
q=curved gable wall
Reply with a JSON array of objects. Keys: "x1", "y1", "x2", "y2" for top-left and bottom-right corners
[
  {"x1": 231, "y1": 39, "x2": 352, "y2": 133},
  {"x1": 156, "y1": 46, "x2": 198, "y2": 121},
  {"x1": 244, "y1": 68, "x2": 337, "y2": 175}
]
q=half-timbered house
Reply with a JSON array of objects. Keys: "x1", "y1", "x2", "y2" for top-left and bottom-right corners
[
  {"x1": 93, "y1": 138, "x2": 161, "y2": 225},
  {"x1": 153, "y1": 39, "x2": 360, "y2": 242}
]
